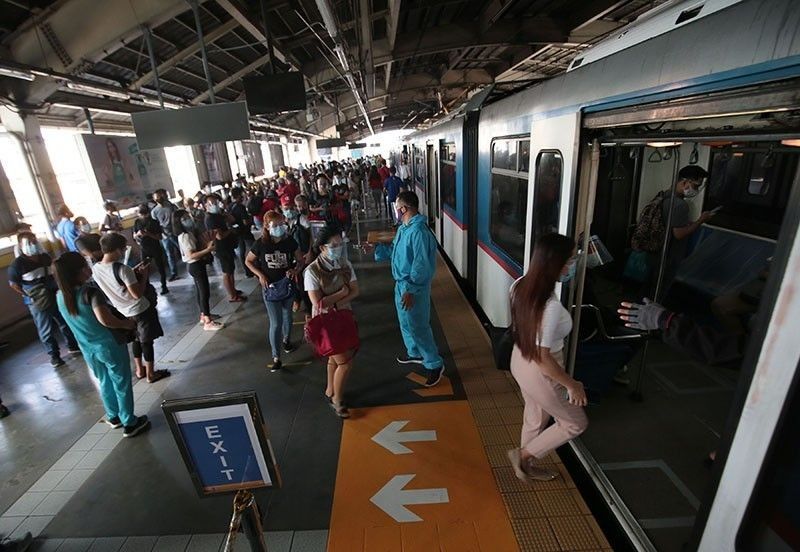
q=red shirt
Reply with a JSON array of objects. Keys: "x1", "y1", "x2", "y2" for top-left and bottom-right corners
[
  {"x1": 278, "y1": 183, "x2": 299, "y2": 202},
  {"x1": 258, "y1": 197, "x2": 278, "y2": 220},
  {"x1": 378, "y1": 166, "x2": 390, "y2": 183},
  {"x1": 368, "y1": 176, "x2": 382, "y2": 190}
]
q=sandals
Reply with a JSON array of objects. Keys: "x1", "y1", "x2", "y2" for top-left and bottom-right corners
[
  {"x1": 329, "y1": 400, "x2": 350, "y2": 418},
  {"x1": 147, "y1": 369, "x2": 171, "y2": 383},
  {"x1": 229, "y1": 296, "x2": 247, "y2": 303}
]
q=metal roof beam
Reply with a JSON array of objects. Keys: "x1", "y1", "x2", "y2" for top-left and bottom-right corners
[
  {"x1": 191, "y1": 54, "x2": 270, "y2": 104},
  {"x1": 130, "y1": 18, "x2": 239, "y2": 90}
]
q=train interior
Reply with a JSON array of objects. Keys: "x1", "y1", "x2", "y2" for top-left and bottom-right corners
[{"x1": 567, "y1": 101, "x2": 800, "y2": 549}]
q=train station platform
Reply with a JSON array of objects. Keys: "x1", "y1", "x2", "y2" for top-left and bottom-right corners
[{"x1": 0, "y1": 240, "x2": 612, "y2": 552}]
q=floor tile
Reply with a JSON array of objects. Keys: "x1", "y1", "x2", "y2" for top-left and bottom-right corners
[
  {"x1": 118, "y1": 536, "x2": 157, "y2": 552},
  {"x1": 87, "y1": 536, "x2": 126, "y2": 551},
  {"x1": 9, "y1": 515, "x2": 53, "y2": 539},
  {"x1": 28, "y1": 471, "x2": 70, "y2": 493},
  {"x1": 74, "y1": 449, "x2": 112, "y2": 470},
  {"x1": 93, "y1": 432, "x2": 124, "y2": 451},
  {"x1": 290, "y1": 530, "x2": 327, "y2": 552},
  {"x1": 54, "y1": 538, "x2": 94, "y2": 552},
  {"x1": 185, "y1": 534, "x2": 223, "y2": 552},
  {"x1": 151, "y1": 535, "x2": 190, "y2": 552},
  {"x1": 50, "y1": 451, "x2": 87, "y2": 472},
  {"x1": 33, "y1": 538, "x2": 65, "y2": 551},
  {"x1": 511, "y1": 518, "x2": 561, "y2": 552},
  {"x1": 5, "y1": 492, "x2": 48, "y2": 517},
  {"x1": 69, "y1": 434, "x2": 104, "y2": 452},
  {"x1": 264, "y1": 531, "x2": 294, "y2": 552},
  {"x1": 0, "y1": 514, "x2": 25, "y2": 536},
  {"x1": 86, "y1": 422, "x2": 112, "y2": 435},
  {"x1": 31, "y1": 491, "x2": 75, "y2": 516},
  {"x1": 53, "y1": 470, "x2": 94, "y2": 492}
]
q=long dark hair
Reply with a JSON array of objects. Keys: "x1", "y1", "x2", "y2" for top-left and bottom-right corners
[
  {"x1": 511, "y1": 233, "x2": 575, "y2": 362},
  {"x1": 369, "y1": 165, "x2": 379, "y2": 180},
  {"x1": 53, "y1": 252, "x2": 89, "y2": 316},
  {"x1": 172, "y1": 209, "x2": 189, "y2": 236}
]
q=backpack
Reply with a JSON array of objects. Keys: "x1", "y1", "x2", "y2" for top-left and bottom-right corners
[{"x1": 631, "y1": 192, "x2": 666, "y2": 252}]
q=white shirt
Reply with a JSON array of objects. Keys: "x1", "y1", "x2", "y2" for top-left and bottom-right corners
[
  {"x1": 304, "y1": 259, "x2": 357, "y2": 317},
  {"x1": 510, "y1": 279, "x2": 572, "y2": 353},
  {"x1": 92, "y1": 262, "x2": 149, "y2": 317},
  {"x1": 398, "y1": 164, "x2": 410, "y2": 180},
  {"x1": 178, "y1": 232, "x2": 200, "y2": 264}
]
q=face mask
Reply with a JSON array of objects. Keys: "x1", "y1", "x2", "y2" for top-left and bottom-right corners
[
  {"x1": 283, "y1": 208, "x2": 298, "y2": 220},
  {"x1": 683, "y1": 187, "x2": 699, "y2": 199},
  {"x1": 207, "y1": 204, "x2": 221, "y2": 214},
  {"x1": 269, "y1": 225, "x2": 287, "y2": 239},
  {"x1": 326, "y1": 245, "x2": 344, "y2": 261},
  {"x1": 80, "y1": 224, "x2": 92, "y2": 233},
  {"x1": 559, "y1": 260, "x2": 577, "y2": 283},
  {"x1": 182, "y1": 219, "x2": 194, "y2": 230},
  {"x1": 21, "y1": 241, "x2": 38, "y2": 256}
]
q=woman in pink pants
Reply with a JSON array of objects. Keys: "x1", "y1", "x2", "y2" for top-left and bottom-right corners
[{"x1": 508, "y1": 233, "x2": 588, "y2": 482}]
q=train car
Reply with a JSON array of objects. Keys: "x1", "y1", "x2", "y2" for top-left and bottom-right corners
[{"x1": 406, "y1": 0, "x2": 800, "y2": 549}]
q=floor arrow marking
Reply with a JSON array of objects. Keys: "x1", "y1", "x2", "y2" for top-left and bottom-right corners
[
  {"x1": 370, "y1": 474, "x2": 449, "y2": 522},
  {"x1": 371, "y1": 420, "x2": 437, "y2": 454}
]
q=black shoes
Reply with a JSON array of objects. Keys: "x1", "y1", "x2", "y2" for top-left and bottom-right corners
[
  {"x1": 424, "y1": 367, "x2": 444, "y2": 387},
  {"x1": 160, "y1": 287, "x2": 169, "y2": 296},
  {"x1": 123, "y1": 415, "x2": 151, "y2": 438},
  {"x1": 270, "y1": 359, "x2": 283, "y2": 373},
  {"x1": 104, "y1": 416, "x2": 122, "y2": 429},
  {"x1": 168, "y1": 274, "x2": 179, "y2": 282},
  {"x1": 397, "y1": 354, "x2": 423, "y2": 365},
  {"x1": 50, "y1": 356, "x2": 65, "y2": 367},
  {"x1": 0, "y1": 404, "x2": 10, "y2": 419},
  {"x1": 283, "y1": 340, "x2": 296, "y2": 354}
]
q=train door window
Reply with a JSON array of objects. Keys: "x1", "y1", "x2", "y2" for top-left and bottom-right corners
[
  {"x1": 531, "y1": 150, "x2": 563, "y2": 245},
  {"x1": 413, "y1": 145, "x2": 425, "y2": 189},
  {"x1": 489, "y1": 137, "x2": 530, "y2": 265},
  {"x1": 440, "y1": 142, "x2": 457, "y2": 210}
]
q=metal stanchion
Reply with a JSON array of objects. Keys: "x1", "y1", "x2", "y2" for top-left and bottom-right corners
[{"x1": 223, "y1": 490, "x2": 267, "y2": 552}]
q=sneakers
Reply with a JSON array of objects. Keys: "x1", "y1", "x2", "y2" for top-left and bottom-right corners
[
  {"x1": 283, "y1": 340, "x2": 296, "y2": 354},
  {"x1": 67, "y1": 346, "x2": 82, "y2": 355},
  {"x1": 269, "y1": 359, "x2": 283, "y2": 373},
  {"x1": 50, "y1": 356, "x2": 65, "y2": 367},
  {"x1": 123, "y1": 415, "x2": 151, "y2": 438},
  {"x1": 104, "y1": 416, "x2": 122, "y2": 429},
  {"x1": 424, "y1": 367, "x2": 444, "y2": 387},
  {"x1": 160, "y1": 287, "x2": 169, "y2": 296},
  {"x1": 0, "y1": 404, "x2": 10, "y2": 419},
  {"x1": 397, "y1": 354, "x2": 423, "y2": 365},
  {"x1": 203, "y1": 320, "x2": 224, "y2": 331}
]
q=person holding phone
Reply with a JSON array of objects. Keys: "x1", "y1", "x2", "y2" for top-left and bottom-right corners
[
  {"x1": 174, "y1": 210, "x2": 223, "y2": 331},
  {"x1": 507, "y1": 233, "x2": 588, "y2": 483}
]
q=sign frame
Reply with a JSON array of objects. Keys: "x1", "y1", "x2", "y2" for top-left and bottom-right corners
[{"x1": 162, "y1": 391, "x2": 281, "y2": 497}]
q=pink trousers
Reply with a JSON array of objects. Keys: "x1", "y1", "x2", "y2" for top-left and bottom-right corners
[{"x1": 510, "y1": 346, "x2": 588, "y2": 458}]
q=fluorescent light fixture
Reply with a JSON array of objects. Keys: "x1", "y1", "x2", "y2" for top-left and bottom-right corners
[
  {"x1": 0, "y1": 67, "x2": 34, "y2": 81},
  {"x1": 66, "y1": 82, "x2": 130, "y2": 100},
  {"x1": 781, "y1": 139, "x2": 800, "y2": 147},
  {"x1": 141, "y1": 97, "x2": 182, "y2": 110},
  {"x1": 646, "y1": 141, "x2": 682, "y2": 148}
]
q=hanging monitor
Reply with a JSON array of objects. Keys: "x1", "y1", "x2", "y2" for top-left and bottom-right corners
[
  {"x1": 132, "y1": 102, "x2": 250, "y2": 150},
  {"x1": 317, "y1": 138, "x2": 346, "y2": 148},
  {"x1": 243, "y1": 72, "x2": 307, "y2": 114}
]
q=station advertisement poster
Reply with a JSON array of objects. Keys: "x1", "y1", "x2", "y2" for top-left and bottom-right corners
[
  {"x1": 200, "y1": 143, "x2": 225, "y2": 183},
  {"x1": 241, "y1": 141, "x2": 265, "y2": 177},
  {"x1": 82, "y1": 135, "x2": 174, "y2": 208}
]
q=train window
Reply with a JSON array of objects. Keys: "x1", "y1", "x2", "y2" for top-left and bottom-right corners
[
  {"x1": 440, "y1": 142, "x2": 457, "y2": 210},
  {"x1": 490, "y1": 137, "x2": 531, "y2": 265},
  {"x1": 532, "y1": 151, "x2": 563, "y2": 244},
  {"x1": 492, "y1": 140, "x2": 516, "y2": 171}
]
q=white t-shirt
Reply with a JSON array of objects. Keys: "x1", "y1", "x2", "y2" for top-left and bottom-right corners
[
  {"x1": 304, "y1": 259, "x2": 357, "y2": 317},
  {"x1": 91, "y1": 262, "x2": 149, "y2": 317},
  {"x1": 178, "y1": 232, "x2": 200, "y2": 264},
  {"x1": 510, "y1": 279, "x2": 572, "y2": 353}
]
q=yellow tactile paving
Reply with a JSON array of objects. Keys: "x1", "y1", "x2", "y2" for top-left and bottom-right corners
[{"x1": 429, "y1": 254, "x2": 611, "y2": 552}]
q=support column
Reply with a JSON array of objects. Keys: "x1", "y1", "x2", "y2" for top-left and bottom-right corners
[{"x1": 0, "y1": 108, "x2": 65, "y2": 229}]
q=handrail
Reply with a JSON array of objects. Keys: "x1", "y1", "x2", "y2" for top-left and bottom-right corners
[{"x1": 572, "y1": 303, "x2": 643, "y2": 342}]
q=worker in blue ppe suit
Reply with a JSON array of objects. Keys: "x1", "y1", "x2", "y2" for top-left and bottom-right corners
[
  {"x1": 391, "y1": 191, "x2": 445, "y2": 387},
  {"x1": 53, "y1": 252, "x2": 151, "y2": 438}
]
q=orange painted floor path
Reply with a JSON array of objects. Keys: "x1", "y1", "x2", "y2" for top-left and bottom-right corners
[{"x1": 327, "y1": 255, "x2": 612, "y2": 552}]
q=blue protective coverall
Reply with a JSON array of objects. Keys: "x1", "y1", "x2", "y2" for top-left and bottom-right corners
[
  {"x1": 391, "y1": 213, "x2": 443, "y2": 370},
  {"x1": 57, "y1": 286, "x2": 135, "y2": 426}
]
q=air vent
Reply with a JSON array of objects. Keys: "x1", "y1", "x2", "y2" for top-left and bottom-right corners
[{"x1": 676, "y1": 4, "x2": 704, "y2": 24}]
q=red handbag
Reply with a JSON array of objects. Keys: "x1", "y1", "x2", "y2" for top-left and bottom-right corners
[{"x1": 304, "y1": 308, "x2": 360, "y2": 357}]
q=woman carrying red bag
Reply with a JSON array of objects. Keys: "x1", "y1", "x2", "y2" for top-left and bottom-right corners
[{"x1": 304, "y1": 226, "x2": 360, "y2": 418}]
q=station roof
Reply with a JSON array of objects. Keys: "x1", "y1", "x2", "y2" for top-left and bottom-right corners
[{"x1": 0, "y1": 0, "x2": 665, "y2": 140}]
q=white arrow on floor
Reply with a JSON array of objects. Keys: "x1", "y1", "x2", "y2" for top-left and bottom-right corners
[
  {"x1": 371, "y1": 420, "x2": 437, "y2": 454},
  {"x1": 370, "y1": 474, "x2": 449, "y2": 523}
]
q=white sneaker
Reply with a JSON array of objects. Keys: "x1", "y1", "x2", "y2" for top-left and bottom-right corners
[{"x1": 203, "y1": 320, "x2": 224, "y2": 331}]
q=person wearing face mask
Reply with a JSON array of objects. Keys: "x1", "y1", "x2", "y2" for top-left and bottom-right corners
[
  {"x1": 391, "y1": 192, "x2": 445, "y2": 386},
  {"x1": 73, "y1": 219, "x2": 102, "y2": 266},
  {"x1": 150, "y1": 190, "x2": 180, "y2": 281},
  {"x1": 229, "y1": 188, "x2": 255, "y2": 278},
  {"x1": 311, "y1": 176, "x2": 332, "y2": 221},
  {"x1": 282, "y1": 195, "x2": 312, "y2": 317},
  {"x1": 134, "y1": 204, "x2": 169, "y2": 296},
  {"x1": 8, "y1": 232, "x2": 81, "y2": 367},
  {"x1": 100, "y1": 201, "x2": 123, "y2": 233},
  {"x1": 174, "y1": 210, "x2": 223, "y2": 331},
  {"x1": 384, "y1": 166, "x2": 405, "y2": 226},
  {"x1": 245, "y1": 211, "x2": 305, "y2": 373},
  {"x1": 304, "y1": 226, "x2": 360, "y2": 418},
  {"x1": 507, "y1": 233, "x2": 588, "y2": 483},
  {"x1": 55, "y1": 205, "x2": 81, "y2": 252},
  {"x1": 205, "y1": 194, "x2": 246, "y2": 303},
  {"x1": 74, "y1": 216, "x2": 94, "y2": 237},
  {"x1": 53, "y1": 252, "x2": 151, "y2": 438}
]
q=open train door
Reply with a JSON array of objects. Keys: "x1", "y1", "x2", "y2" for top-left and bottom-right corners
[
  {"x1": 524, "y1": 112, "x2": 582, "y2": 271},
  {"x1": 426, "y1": 143, "x2": 440, "y2": 240}
]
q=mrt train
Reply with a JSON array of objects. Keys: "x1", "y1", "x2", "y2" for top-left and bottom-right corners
[{"x1": 405, "y1": 0, "x2": 800, "y2": 550}]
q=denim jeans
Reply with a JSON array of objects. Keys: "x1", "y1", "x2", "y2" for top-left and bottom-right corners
[
  {"x1": 28, "y1": 302, "x2": 78, "y2": 359},
  {"x1": 161, "y1": 235, "x2": 180, "y2": 276},
  {"x1": 262, "y1": 293, "x2": 294, "y2": 359}
]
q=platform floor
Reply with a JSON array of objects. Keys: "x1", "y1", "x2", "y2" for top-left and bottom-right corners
[{"x1": 0, "y1": 243, "x2": 611, "y2": 552}]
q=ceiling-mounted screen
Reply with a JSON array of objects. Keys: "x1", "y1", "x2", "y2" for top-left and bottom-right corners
[
  {"x1": 243, "y1": 72, "x2": 307, "y2": 114},
  {"x1": 317, "y1": 138, "x2": 346, "y2": 148},
  {"x1": 348, "y1": 143, "x2": 367, "y2": 149},
  {"x1": 132, "y1": 102, "x2": 250, "y2": 150}
]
